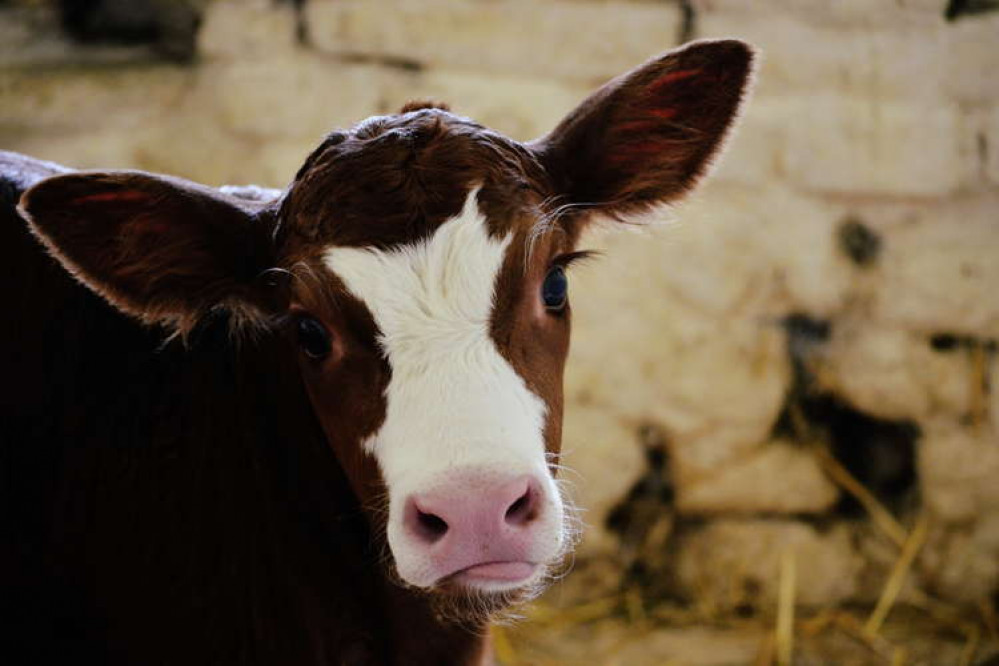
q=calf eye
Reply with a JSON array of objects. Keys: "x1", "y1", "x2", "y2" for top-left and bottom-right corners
[
  {"x1": 296, "y1": 316, "x2": 332, "y2": 360},
  {"x1": 541, "y1": 265, "x2": 569, "y2": 312}
]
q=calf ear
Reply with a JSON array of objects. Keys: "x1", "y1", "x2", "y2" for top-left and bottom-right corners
[
  {"x1": 530, "y1": 39, "x2": 755, "y2": 223},
  {"x1": 18, "y1": 170, "x2": 278, "y2": 335}
]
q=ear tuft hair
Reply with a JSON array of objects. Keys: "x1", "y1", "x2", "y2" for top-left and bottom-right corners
[{"x1": 399, "y1": 99, "x2": 451, "y2": 114}]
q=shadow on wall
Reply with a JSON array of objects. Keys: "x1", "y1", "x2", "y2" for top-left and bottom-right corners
[
  {"x1": 55, "y1": 0, "x2": 206, "y2": 61},
  {"x1": 51, "y1": 0, "x2": 314, "y2": 60}
]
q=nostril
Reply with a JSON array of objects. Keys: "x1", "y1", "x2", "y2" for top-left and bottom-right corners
[
  {"x1": 504, "y1": 485, "x2": 538, "y2": 527},
  {"x1": 414, "y1": 509, "x2": 449, "y2": 544}
]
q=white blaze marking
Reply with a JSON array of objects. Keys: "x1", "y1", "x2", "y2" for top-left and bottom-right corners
[{"x1": 323, "y1": 190, "x2": 562, "y2": 587}]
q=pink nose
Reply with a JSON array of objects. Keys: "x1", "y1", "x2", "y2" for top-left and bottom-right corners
[{"x1": 402, "y1": 474, "x2": 545, "y2": 583}]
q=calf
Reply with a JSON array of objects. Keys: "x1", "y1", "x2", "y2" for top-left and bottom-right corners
[{"x1": 1, "y1": 40, "x2": 754, "y2": 665}]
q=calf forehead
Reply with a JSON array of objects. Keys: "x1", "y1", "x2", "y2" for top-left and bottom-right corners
[
  {"x1": 324, "y1": 190, "x2": 548, "y2": 466},
  {"x1": 278, "y1": 109, "x2": 546, "y2": 250},
  {"x1": 324, "y1": 189, "x2": 509, "y2": 361}
]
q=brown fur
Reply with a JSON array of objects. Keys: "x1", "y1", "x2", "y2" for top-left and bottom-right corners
[{"x1": 275, "y1": 109, "x2": 548, "y2": 251}]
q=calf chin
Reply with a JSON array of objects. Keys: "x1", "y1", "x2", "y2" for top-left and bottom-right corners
[{"x1": 425, "y1": 574, "x2": 548, "y2": 627}]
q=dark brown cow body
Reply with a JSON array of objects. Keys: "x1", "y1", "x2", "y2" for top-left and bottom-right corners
[
  {"x1": 1, "y1": 154, "x2": 484, "y2": 665},
  {"x1": 1, "y1": 40, "x2": 754, "y2": 665}
]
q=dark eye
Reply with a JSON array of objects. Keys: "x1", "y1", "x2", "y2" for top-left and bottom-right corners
[
  {"x1": 297, "y1": 316, "x2": 332, "y2": 360},
  {"x1": 541, "y1": 265, "x2": 569, "y2": 312}
]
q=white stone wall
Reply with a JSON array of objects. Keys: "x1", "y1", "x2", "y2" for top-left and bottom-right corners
[{"x1": 2, "y1": 0, "x2": 997, "y2": 609}]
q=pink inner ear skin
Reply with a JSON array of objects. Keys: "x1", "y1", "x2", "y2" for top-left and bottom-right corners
[
  {"x1": 615, "y1": 108, "x2": 679, "y2": 134},
  {"x1": 127, "y1": 214, "x2": 172, "y2": 237},
  {"x1": 606, "y1": 139, "x2": 677, "y2": 168},
  {"x1": 70, "y1": 190, "x2": 150, "y2": 205},
  {"x1": 616, "y1": 119, "x2": 660, "y2": 134},
  {"x1": 646, "y1": 108, "x2": 679, "y2": 120},
  {"x1": 648, "y1": 68, "x2": 702, "y2": 93}
]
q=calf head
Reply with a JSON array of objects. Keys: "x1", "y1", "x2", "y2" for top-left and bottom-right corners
[{"x1": 19, "y1": 40, "x2": 754, "y2": 620}]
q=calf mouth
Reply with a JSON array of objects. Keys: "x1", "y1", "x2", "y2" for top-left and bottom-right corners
[{"x1": 449, "y1": 561, "x2": 540, "y2": 589}]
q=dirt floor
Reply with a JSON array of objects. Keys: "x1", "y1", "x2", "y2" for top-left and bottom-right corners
[{"x1": 495, "y1": 558, "x2": 999, "y2": 666}]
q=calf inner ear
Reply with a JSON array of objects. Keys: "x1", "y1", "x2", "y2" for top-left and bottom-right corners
[
  {"x1": 530, "y1": 39, "x2": 756, "y2": 222},
  {"x1": 18, "y1": 170, "x2": 278, "y2": 335}
]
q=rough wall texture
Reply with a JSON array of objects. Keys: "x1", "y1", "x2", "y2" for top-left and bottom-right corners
[{"x1": 1, "y1": 0, "x2": 997, "y2": 612}]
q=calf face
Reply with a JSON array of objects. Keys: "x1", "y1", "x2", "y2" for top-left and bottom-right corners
[{"x1": 18, "y1": 40, "x2": 754, "y2": 620}]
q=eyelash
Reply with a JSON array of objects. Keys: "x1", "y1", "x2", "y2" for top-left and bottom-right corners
[{"x1": 550, "y1": 250, "x2": 598, "y2": 270}]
